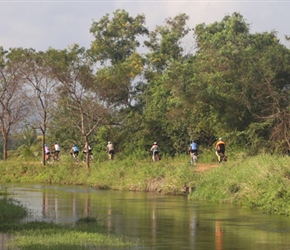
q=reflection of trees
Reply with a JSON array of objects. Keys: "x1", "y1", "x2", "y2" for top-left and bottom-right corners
[
  {"x1": 42, "y1": 191, "x2": 49, "y2": 218},
  {"x1": 0, "y1": 233, "x2": 9, "y2": 250},
  {"x1": 83, "y1": 195, "x2": 91, "y2": 217},
  {"x1": 151, "y1": 205, "x2": 156, "y2": 246},
  {"x1": 42, "y1": 191, "x2": 59, "y2": 221},
  {"x1": 189, "y1": 212, "x2": 197, "y2": 248},
  {"x1": 107, "y1": 205, "x2": 112, "y2": 232}
]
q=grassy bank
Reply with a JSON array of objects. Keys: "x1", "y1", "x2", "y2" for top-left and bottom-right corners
[
  {"x1": 0, "y1": 194, "x2": 135, "y2": 249},
  {"x1": 0, "y1": 152, "x2": 289, "y2": 216}
]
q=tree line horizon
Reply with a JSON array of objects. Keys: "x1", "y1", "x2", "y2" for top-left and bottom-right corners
[{"x1": 0, "y1": 10, "x2": 289, "y2": 168}]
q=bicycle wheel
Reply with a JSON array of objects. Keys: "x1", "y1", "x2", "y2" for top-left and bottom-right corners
[{"x1": 191, "y1": 154, "x2": 197, "y2": 165}]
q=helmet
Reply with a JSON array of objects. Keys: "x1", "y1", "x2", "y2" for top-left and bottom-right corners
[
  {"x1": 154, "y1": 142, "x2": 157, "y2": 145},
  {"x1": 218, "y1": 138, "x2": 222, "y2": 141},
  {"x1": 108, "y1": 141, "x2": 111, "y2": 144},
  {"x1": 54, "y1": 142, "x2": 57, "y2": 144},
  {"x1": 44, "y1": 144, "x2": 47, "y2": 146}
]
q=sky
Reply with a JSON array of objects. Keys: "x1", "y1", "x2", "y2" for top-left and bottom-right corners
[{"x1": 1, "y1": 0, "x2": 290, "y2": 52}]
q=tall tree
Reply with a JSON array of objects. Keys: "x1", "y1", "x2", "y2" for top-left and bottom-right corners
[
  {"x1": 193, "y1": 13, "x2": 253, "y2": 138},
  {"x1": 0, "y1": 47, "x2": 30, "y2": 160},
  {"x1": 193, "y1": 12, "x2": 290, "y2": 152},
  {"x1": 89, "y1": 9, "x2": 148, "y2": 153},
  {"x1": 47, "y1": 45, "x2": 108, "y2": 169},
  {"x1": 142, "y1": 13, "x2": 192, "y2": 154},
  {"x1": 17, "y1": 49, "x2": 60, "y2": 165},
  {"x1": 89, "y1": 9, "x2": 148, "y2": 65}
]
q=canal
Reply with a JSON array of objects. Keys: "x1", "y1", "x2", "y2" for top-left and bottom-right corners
[{"x1": 2, "y1": 183, "x2": 290, "y2": 249}]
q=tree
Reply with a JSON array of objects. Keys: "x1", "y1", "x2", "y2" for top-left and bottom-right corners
[
  {"x1": 0, "y1": 47, "x2": 30, "y2": 160},
  {"x1": 18, "y1": 49, "x2": 60, "y2": 165},
  {"x1": 89, "y1": 9, "x2": 148, "y2": 65},
  {"x1": 193, "y1": 12, "x2": 290, "y2": 152},
  {"x1": 193, "y1": 13, "x2": 253, "y2": 138},
  {"x1": 47, "y1": 45, "x2": 109, "y2": 170},
  {"x1": 141, "y1": 13, "x2": 193, "y2": 154},
  {"x1": 89, "y1": 9, "x2": 148, "y2": 154}
]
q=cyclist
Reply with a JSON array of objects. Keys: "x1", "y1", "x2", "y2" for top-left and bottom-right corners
[
  {"x1": 189, "y1": 140, "x2": 198, "y2": 155},
  {"x1": 70, "y1": 144, "x2": 79, "y2": 160},
  {"x1": 215, "y1": 138, "x2": 226, "y2": 163},
  {"x1": 150, "y1": 142, "x2": 159, "y2": 162},
  {"x1": 106, "y1": 141, "x2": 115, "y2": 159},
  {"x1": 44, "y1": 144, "x2": 51, "y2": 161},
  {"x1": 83, "y1": 144, "x2": 92, "y2": 155},
  {"x1": 83, "y1": 144, "x2": 93, "y2": 161},
  {"x1": 189, "y1": 140, "x2": 198, "y2": 164},
  {"x1": 52, "y1": 142, "x2": 60, "y2": 161}
]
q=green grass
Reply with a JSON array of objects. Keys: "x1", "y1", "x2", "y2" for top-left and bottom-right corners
[
  {"x1": 0, "y1": 152, "x2": 290, "y2": 216},
  {"x1": 0, "y1": 198, "x2": 136, "y2": 250},
  {"x1": 7, "y1": 221, "x2": 135, "y2": 250},
  {"x1": 189, "y1": 154, "x2": 290, "y2": 215},
  {"x1": 0, "y1": 152, "x2": 290, "y2": 248},
  {"x1": 0, "y1": 198, "x2": 29, "y2": 223}
]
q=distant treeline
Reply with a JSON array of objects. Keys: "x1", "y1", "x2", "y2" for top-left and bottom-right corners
[{"x1": 0, "y1": 10, "x2": 289, "y2": 162}]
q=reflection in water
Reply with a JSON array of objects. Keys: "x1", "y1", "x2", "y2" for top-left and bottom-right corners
[
  {"x1": 1, "y1": 184, "x2": 290, "y2": 249},
  {"x1": 0, "y1": 234, "x2": 9, "y2": 250},
  {"x1": 215, "y1": 220, "x2": 223, "y2": 250}
]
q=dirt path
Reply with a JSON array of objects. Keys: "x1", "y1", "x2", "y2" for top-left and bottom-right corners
[{"x1": 194, "y1": 163, "x2": 220, "y2": 172}]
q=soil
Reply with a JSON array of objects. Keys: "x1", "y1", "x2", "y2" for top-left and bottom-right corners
[{"x1": 194, "y1": 163, "x2": 220, "y2": 172}]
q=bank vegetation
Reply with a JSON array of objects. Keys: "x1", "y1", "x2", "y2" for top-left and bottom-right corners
[{"x1": 0, "y1": 151, "x2": 289, "y2": 216}]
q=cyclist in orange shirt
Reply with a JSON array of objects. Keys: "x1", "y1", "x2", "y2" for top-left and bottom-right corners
[{"x1": 215, "y1": 138, "x2": 226, "y2": 163}]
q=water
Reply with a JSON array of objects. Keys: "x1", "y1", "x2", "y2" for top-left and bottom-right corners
[{"x1": 2, "y1": 183, "x2": 290, "y2": 249}]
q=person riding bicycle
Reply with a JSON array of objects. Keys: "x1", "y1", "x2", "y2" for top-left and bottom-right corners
[
  {"x1": 83, "y1": 144, "x2": 93, "y2": 162},
  {"x1": 70, "y1": 144, "x2": 79, "y2": 159},
  {"x1": 52, "y1": 142, "x2": 60, "y2": 160},
  {"x1": 150, "y1": 142, "x2": 159, "y2": 162},
  {"x1": 44, "y1": 144, "x2": 51, "y2": 161},
  {"x1": 189, "y1": 140, "x2": 198, "y2": 156},
  {"x1": 215, "y1": 138, "x2": 226, "y2": 163},
  {"x1": 83, "y1": 144, "x2": 92, "y2": 155},
  {"x1": 106, "y1": 141, "x2": 115, "y2": 159}
]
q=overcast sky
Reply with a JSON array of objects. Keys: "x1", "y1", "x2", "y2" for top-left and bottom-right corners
[{"x1": 1, "y1": 0, "x2": 290, "y2": 52}]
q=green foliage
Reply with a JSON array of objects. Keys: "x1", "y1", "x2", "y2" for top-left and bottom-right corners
[
  {"x1": 0, "y1": 198, "x2": 28, "y2": 223},
  {"x1": 189, "y1": 154, "x2": 290, "y2": 215},
  {"x1": 1, "y1": 10, "x2": 290, "y2": 161}
]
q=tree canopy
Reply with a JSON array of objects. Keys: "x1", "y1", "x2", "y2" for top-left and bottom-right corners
[{"x1": 0, "y1": 10, "x2": 289, "y2": 161}]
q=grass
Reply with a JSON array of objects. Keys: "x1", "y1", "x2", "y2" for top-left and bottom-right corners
[
  {"x1": 0, "y1": 198, "x2": 136, "y2": 250},
  {"x1": 189, "y1": 154, "x2": 290, "y2": 215},
  {"x1": 0, "y1": 151, "x2": 289, "y2": 216},
  {"x1": 7, "y1": 220, "x2": 135, "y2": 250},
  {"x1": 0, "y1": 197, "x2": 29, "y2": 223},
  {"x1": 0, "y1": 152, "x2": 290, "y2": 249}
]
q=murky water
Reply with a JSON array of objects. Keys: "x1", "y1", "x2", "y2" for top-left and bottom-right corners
[{"x1": 2, "y1": 183, "x2": 290, "y2": 249}]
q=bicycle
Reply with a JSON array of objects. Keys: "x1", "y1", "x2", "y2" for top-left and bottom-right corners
[
  {"x1": 71, "y1": 152, "x2": 79, "y2": 163},
  {"x1": 52, "y1": 151, "x2": 60, "y2": 162},
  {"x1": 83, "y1": 152, "x2": 93, "y2": 163},
  {"x1": 152, "y1": 152, "x2": 161, "y2": 162},
  {"x1": 108, "y1": 152, "x2": 114, "y2": 160},
  {"x1": 217, "y1": 152, "x2": 227, "y2": 163},
  {"x1": 45, "y1": 154, "x2": 51, "y2": 163},
  {"x1": 190, "y1": 152, "x2": 198, "y2": 165}
]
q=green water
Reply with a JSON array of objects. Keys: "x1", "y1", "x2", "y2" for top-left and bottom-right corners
[{"x1": 2, "y1": 183, "x2": 290, "y2": 249}]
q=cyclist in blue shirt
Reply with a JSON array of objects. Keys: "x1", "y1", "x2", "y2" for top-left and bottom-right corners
[
  {"x1": 189, "y1": 140, "x2": 198, "y2": 156},
  {"x1": 70, "y1": 144, "x2": 79, "y2": 159}
]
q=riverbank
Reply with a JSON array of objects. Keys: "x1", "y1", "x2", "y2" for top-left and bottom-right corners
[
  {"x1": 0, "y1": 191, "x2": 135, "y2": 249},
  {"x1": 0, "y1": 153, "x2": 289, "y2": 216}
]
